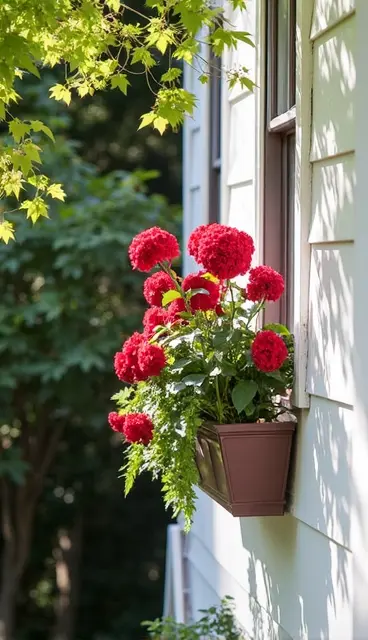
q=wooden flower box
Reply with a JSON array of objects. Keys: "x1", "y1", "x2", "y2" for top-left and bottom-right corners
[{"x1": 195, "y1": 421, "x2": 296, "y2": 517}]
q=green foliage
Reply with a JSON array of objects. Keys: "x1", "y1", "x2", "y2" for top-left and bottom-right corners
[
  {"x1": 0, "y1": 130, "x2": 179, "y2": 635},
  {"x1": 113, "y1": 256, "x2": 294, "y2": 528},
  {"x1": 142, "y1": 596, "x2": 245, "y2": 639},
  {"x1": 0, "y1": 0, "x2": 254, "y2": 240},
  {"x1": 0, "y1": 136, "x2": 179, "y2": 482}
]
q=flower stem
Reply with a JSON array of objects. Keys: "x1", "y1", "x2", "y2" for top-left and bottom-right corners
[{"x1": 215, "y1": 376, "x2": 224, "y2": 423}]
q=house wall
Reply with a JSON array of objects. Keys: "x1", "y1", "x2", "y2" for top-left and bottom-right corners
[{"x1": 182, "y1": 0, "x2": 362, "y2": 638}]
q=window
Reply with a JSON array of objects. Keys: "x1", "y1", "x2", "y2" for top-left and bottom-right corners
[
  {"x1": 208, "y1": 49, "x2": 222, "y2": 223},
  {"x1": 264, "y1": 0, "x2": 296, "y2": 325}
]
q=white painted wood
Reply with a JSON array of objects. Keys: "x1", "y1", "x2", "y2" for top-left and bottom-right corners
[
  {"x1": 309, "y1": 153, "x2": 355, "y2": 243},
  {"x1": 352, "y1": 1, "x2": 368, "y2": 636},
  {"x1": 227, "y1": 95, "x2": 255, "y2": 186},
  {"x1": 307, "y1": 243, "x2": 354, "y2": 405},
  {"x1": 291, "y1": 0, "x2": 314, "y2": 408},
  {"x1": 163, "y1": 524, "x2": 185, "y2": 622},
  {"x1": 189, "y1": 513, "x2": 352, "y2": 640},
  {"x1": 290, "y1": 396, "x2": 352, "y2": 550},
  {"x1": 183, "y1": 35, "x2": 210, "y2": 276},
  {"x1": 254, "y1": 0, "x2": 266, "y2": 266},
  {"x1": 311, "y1": 0, "x2": 355, "y2": 41},
  {"x1": 227, "y1": 182, "x2": 256, "y2": 239},
  {"x1": 188, "y1": 127, "x2": 202, "y2": 189},
  {"x1": 226, "y1": 0, "x2": 256, "y2": 103},
  {"x1": 182, "y1": 2, "x2": 361, "y2": 639},
  {"x1": 311, "y1": 16, "x2": 356, "y2": 162}
]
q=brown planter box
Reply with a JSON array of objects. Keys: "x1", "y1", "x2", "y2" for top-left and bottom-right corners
[{"x1": 195, "y1": 421, "x2": 296, "y2": 517}]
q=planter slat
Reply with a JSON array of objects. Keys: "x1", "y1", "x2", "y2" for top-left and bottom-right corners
[{"x1": 195, "y1": 421, "x2": 296, "y2": 517}]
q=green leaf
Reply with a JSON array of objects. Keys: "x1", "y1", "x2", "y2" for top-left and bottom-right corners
[
  {"x1": 27, "y1": 174, "x2": 49, "y2": 190},
  {"x1": 232, "y1": 380, "x2": 258, "y2": 414},
  {"x1": 181, "y1": 373, "x2": 206, "y2": 387},
  {"x1": 170, "y1": 358, "x2": 192, "y2": 372},
  {"x1": 9, "y1": 119, "x2": 30, "y2": 143},
  {"x1": 47, "y1": 183, "x2": 66, "y2": 201},
  {"x1": 265, "y1": 370, "x2": 284, "y2": 381},
  {"x1": 263, "y1": 323, "x2": 290, "y2": 336},
  {"x1": 3, "y1": 171, "x2": 23, "y2": 199},
  {"x1": 213, "y1": 330, "x2": 230, "y2": 348},
  {"x1": 23, "y1": 141, "x2": 42, "y2": 164},
  {"x1": 187, "y1": 288, "x2": 210, "y2": 299},
  {"x1": 49, "y1": 84, "x2": 72, "y2": 106},
  {"x1": 138, "y1": 112, "x2": 156, "y2": 130},
  {"x1": 162, "y1": 289, "x2": 182, "y2": 306},
  {"x1": 110, "y1": 73, "x2": 130, "y2": 95},
  {"x1": 0, "y1": 221, "x2": 15, "y2": 244},
  {"x1": 153, "y1": 116, "x2": 168, "y2": 135},
  {"x1": 30, "y1": 120, "x2": 55, "y2": 142},
  {"x1": 161, "y1": 68, "x2": 182, "y2": 83},
  {"x1": 20, "y1": 197, "x2": 49, "y2": 224},
  {"x1": 220, "y1": 360, "x2": 237, "y2": 377}
]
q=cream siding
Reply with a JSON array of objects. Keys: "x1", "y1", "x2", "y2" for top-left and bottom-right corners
[{"x1": 182, "y1": 0, "x2": 362, "y2": 637}]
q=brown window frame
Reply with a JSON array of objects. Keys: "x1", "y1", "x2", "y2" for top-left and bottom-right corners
[
  {"x1": 208, "y1": 48, "x2": 222, "y2": 223},
  {"x1": 263, "y1": 0, "x2": 296, "y2": 326}
]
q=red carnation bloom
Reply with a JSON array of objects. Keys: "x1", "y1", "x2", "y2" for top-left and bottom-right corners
[
  {"x1": 196, "y1": 225, "x2": 255, "y2": 279},
  {"x1": 114, "y1": 332, "x2": 146, "y2": 383},
  {"x1": 143, "y1": 307, "x2": 169, "y2": 338},
  {"x1": 187, "y1": 224, "x2": 220, "y2": 262},
  {"x1": 167, "y1": 297, "x2": 187, "y2": 322},
  {"x1": 246, "y1": 266, "x2": 284, "y2": 302},
  {"x1": 143, "y1": 271, "x2": 173, "y2": 306},
  {"x1": 183, "y1": 271, "x2": 220, "y2": 312},
  {"x1": 251, "y1": 330, "x2": 288, "y2": 372},
  {"x1": 123, "y1": 413, "x2": 154, "y2": 445},
  {"x1": 129, "y1": 227, "x2": 180, "y2": 272},
  {"x1": 108, "y1": 412, "x2": 126, "y2": 433},
  {"x1": 138, "y1": 342, "x2": 166, "y2": 378}
]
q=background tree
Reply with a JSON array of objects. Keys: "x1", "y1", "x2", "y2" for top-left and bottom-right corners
[
  {"x1": 0, "y1": 0, "x2": 254, "y2": 241},
  {"x1": 0, "y1": 125, "x2": 180, "y2": 638}
]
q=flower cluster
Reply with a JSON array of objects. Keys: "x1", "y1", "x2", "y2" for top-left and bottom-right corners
[
  {"x1": 108, "y1": 412, "x2": 153, "y2": 444},
  {"x1": 251, "y1": 330, "x2": 288, "y2": 372},
  {"x1": 182, "y1": 272, "x2": 220, "y2": 312},
  {"x1": 114, "y1": 331, "x2": 166, "y2": 384},
  {"x1": 188, "y1": 223, "x2": 255, "y2": 279},
  {"x1": 143, "y1": 271, "x2": 173, "y2": 306},
  {"x1": 129, "y1": 226, "x2": 180, "y2": 272},
  {"x1": 109, "y1": 223, "x2": 293, "y2": 526},
  {"x1": 246, "y1": 265, "x2": 284, "y2": 302}
]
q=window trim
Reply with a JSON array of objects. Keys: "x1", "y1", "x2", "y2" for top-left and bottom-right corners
[
  {"x1": 263, "y1": 0, "x2": 296, "y2": 326},
  {"x1": 208, "y1": 47, "x2": 222, "y2": 223}
]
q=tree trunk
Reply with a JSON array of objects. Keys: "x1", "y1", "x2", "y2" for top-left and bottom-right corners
[
  {"x1": 0, "y1": 424, "x2": 64, "y2": 640},
  {"x1": 52, "y1": 515, "x2": 83, "y2": 640},
  {"x1": 0, "y1": 543, "x2": 18, "y2": 640}
]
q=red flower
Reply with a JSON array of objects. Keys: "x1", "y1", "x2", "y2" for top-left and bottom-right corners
[
  {"x1": 187, "y1": 224, "x2": 220, "y2": 262},
  {"x1": 167, "y1": 297, "x2": 187, "y2": 322},
  {"x1": 183, "y1": 271, "x2": 220, "y2": 312},
  {"x1": 143, "y1": 307, "x2": 169, "y2": 338},
  {"x1": 129, "y1": 227, "x2": 180, "y2": 272},
  {"x1": 246, "y1": 266, "x2": 284, "y2": 302},
  {"x1": 108, "y1": 412, "x2": 126, "y2": 433},
  {"x1": 138, "y1": 342, "x2": 166, "y2": 378},
  {"x1": 114, "y1": 332, "x2": 146, "y2": 383},
  {"x1": 215, "y1": 304, "x2": 225, "y2": 316},
  {"x1": 196, "y1": 225, "x2": 255, "y2": 279},
  {"x1": 251, "y1": 330, "x2": 288, "y2": 372},
  {"x1": 123, "y1": 413, "x2": 154, "y2": 445},
  {"x1": 143, "y1": 271, "x2": 174, "y2": 306}
]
